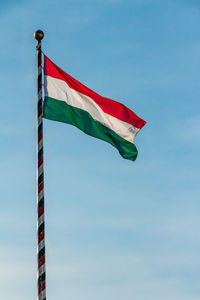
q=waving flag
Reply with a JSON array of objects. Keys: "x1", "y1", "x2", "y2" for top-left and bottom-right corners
[{"x1": 43, "y1": 55, "x2": 146, "y2": 161}]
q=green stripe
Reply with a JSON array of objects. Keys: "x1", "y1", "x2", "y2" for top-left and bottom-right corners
[{"x1": 43, "y1": 97, "x2": 138, "y2": 161}]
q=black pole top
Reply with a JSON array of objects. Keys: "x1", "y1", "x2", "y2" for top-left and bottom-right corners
[{"x1": 34, "y1": 30, "x2": 44, "y2": 41}]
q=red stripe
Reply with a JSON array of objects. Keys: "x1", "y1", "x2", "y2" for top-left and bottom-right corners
[
  {"x1": 38, "y1": 48, "x2": 41, "y2": 66},
  {"x1": 38, "y1": 156, "x2": 43, "y2": 168},
  {"x1": 38, "y1": 230, "x2": 45, "y2": 243},
  {"x1": 38, "y1": 130, "x2": 43, "y2": 143},
  {"x1": 40, "y1": 281, "x2": 46, "y2": 292},
  {"x1": 38, "y1": 255, "x2": 45, "y2": 268},
  {"x1": 38, "y1": 182, "x2": 44, "y2": 193},
  {"x1": 38, "y1": 106, "x2": 42, "y2": 118},
  {"x1": 38, "y1": 206, "x2": 44, "y2": 218},
  {"x1": 37, "y1": 282, "x2": 46, "y2": 295},
  {"x1": 44, "y1": 55, "x2": 146, "y2": 129},
  {"x1": 38, "y1": 82, "x2": 42, "y2": 93}
]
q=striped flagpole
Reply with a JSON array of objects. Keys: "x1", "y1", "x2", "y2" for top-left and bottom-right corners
[{"x1": 34, "y1": 30, "x2": 46, "y2": 300}]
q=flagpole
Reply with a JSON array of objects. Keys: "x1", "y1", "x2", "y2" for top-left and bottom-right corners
[{"x1": 34, "y1": 30, "x2": 46, "y2": 300}]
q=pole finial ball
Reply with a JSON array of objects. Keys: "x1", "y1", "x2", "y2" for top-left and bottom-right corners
[{"x1": 34, "y1": 30, "x2": 44, "y2": 41}]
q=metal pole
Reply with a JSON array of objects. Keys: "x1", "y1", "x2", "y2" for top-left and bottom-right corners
[{"x1": 34, "y1": 29, "x2": 46, "y2": 300}]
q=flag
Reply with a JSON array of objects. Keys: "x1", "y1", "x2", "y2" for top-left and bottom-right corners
[{"x1": 43, "y1": 55, "x2": 146, "y2": 161}]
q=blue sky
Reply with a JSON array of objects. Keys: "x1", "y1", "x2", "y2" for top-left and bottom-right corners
[{"x1": 1, "y1": 0, "x2": 200, "y2": 299}]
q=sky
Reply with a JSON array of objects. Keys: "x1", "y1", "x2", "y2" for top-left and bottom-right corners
[{"x1": 0, "y1": 0, "x2": 200, "y2": 299}]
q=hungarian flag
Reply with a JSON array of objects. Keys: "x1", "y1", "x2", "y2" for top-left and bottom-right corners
[{"x1": 43, "y1": 56, "x2": 146, "y2": 161}]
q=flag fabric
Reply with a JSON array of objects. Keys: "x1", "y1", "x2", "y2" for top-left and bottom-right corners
[{"x1": 43, "y1": 55, "x2": 146, "y2": 161}]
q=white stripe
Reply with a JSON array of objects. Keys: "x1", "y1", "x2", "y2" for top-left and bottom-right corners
[
  {"x1": 38, "y1": 115, "x2": 43, "y2": 126},
  {"x1": 38, "y1": 240, "x2": 45, "y2": 252},
  {"x1": 38, "y1": 265, "x2": 46, "y2": 276},
  {"x1": 38, "y1": 290, "x2": 46, "y2": 300},
  {"x1": 38, "y1": 189, "x2": 44, "y2": 202},
  {"x1": 45, "y1": 76, "x2": 140, "y2": 143},
  {"x1": 38, "y1": 215, "x2": 44, "y2": 227},
  {"x1": 38, "y1": 89, "x2": 42, "y2": 100},
  {"x1": 38, "y1": 164, "x2": 44, "y2": 178},
  {"x1": 38, "y1": 65, "x2": 42, "y2": 76},
  {"x1": 38, "y1": 139, "x2": 43, "y2": 152}
]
